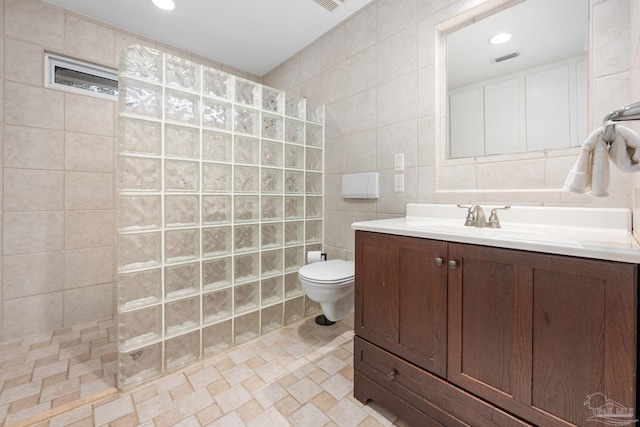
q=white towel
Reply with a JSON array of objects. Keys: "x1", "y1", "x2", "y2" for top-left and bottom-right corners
[
  {"x1": 607, "y1": 125, "x2": 640, "y2": 172},
  {"x1": 562, "y1": 127, "x2": 610, "y2": 197}
]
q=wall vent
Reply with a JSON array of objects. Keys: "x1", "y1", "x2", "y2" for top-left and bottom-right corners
[
  {"x1": 45, "y1": 53, "x2": 118, "y2": 100},
  {"x1": 313, "y1": 0, "x2": 346, "y2": 12},
  {"x1": 491, "y1": 52, "x2": 520, "y2": 63}
]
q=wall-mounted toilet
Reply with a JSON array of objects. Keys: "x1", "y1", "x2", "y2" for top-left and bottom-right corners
[{"x1": 298, "y1": 259, "x2": 355, "y2": 325}]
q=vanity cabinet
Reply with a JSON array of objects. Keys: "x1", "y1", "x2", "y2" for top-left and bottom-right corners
[{"x1": 354, "y1": 231, "x2": 637, "y2": 427}]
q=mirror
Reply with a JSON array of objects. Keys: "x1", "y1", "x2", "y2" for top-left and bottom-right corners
[{"x1": 445, "y1": 0, "x2": 589, "y2": 159}]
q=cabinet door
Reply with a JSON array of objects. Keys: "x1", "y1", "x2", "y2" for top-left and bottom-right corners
[
  {"x1": 355, "y1": 231, "x2": 448, "y2": 376},
  {"x1": 448, "y1": 243, "x2": 637, "y2": 427}
]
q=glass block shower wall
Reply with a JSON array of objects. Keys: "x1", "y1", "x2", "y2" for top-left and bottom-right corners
[{"x1": 116, "y1": 46, "x2": 324, "y2": 389}]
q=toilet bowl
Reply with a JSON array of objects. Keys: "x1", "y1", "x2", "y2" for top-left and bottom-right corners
[{"x1": 298, "y1": 259, "x2": 355, "y2": 324}]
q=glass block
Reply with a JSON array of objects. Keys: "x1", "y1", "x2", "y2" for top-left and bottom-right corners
[
  {"x1": 262, "y1": 276, "x2": 283, "y2": 306},
  {"x1": 166, "y1": 55, "x2": 200, "y2": 92},
  {"x1": 234, "y1": 195, "x2": 259, "y2": 223},
  {"x1": 261, "y1": 168, "x2": 283, "y2": 194},
  {"x1": 119, "y1": 117, "x2": 161, "y2": 155},
  {"x1": 202, "y1": 162, "x2": 232, "y2": 193},
  {"x1": 284, "y1": 246, "x2": 304, "y2": 273},
  {"x1": 118, "y1": 195, "x2": 161, "y2": 231},
  {"x1": 262, "y1": 113, "x2": 283, "y2": 141},
  {"x1": 235, "y1": 282, "x2": 259, "y2": 314},
  {"x1": 165, "y1": 262, "x2": 199, "y2": 300},
  {"x1": 234, "y1": 225, "x2": 259, "y2": 253},
  {"x1": 285, "y1": 119, "x2": 305, "y2": 144},
  {"x1": 285, "y1": 297, "x2": 305, "y2": 326},
  {"x1": 165, "y1": 330, "x2": 199, "y2": 371},
  {"x1": 165, "y1": 124, "x2": 199, "y2": 159},
  {"x1": 261, "y1": 222, "x2": 282, "y2": 249},
  {"x1": 285, "y1": 144, "x2": 305, "y2": 169},
  {"x1": 261, "y1": 249, "x2": 283, "y2": 277},
  {"x1": 202, "y1": 195, "x2": 231, "y2": 224},
  {"x1": 234, "y1": 311, "x2": 260, "y2": 345},
  {"x1": 164, "y1": 195, "x2": 199, "y2": 227},
  {"x1": 285, "y1": 170, "x2": 304, "y2": 194},
  {"x1": 262, "y1": 87, "x2": 284, "y2": 113},
  {"x1": 203, "y1": 68, "x2": 231, "y2": 100},
  {"x1": 118, "y1": 156, "x2": 161, "y2": 192},
  {"x1": 306, "y1": 148, "x2": 323, "y2": 171},
  {"x1": 165, "y1": 229, "x2": 199, "y2": 263},
  {"x1": 234, "y1": 136, "x2": 259, "y2": 164},
  {"x1": 118, "y1": 232, "x2": 161, "y2": 270},
  {"x1": 234, "y1": 107, "x2": 260, "y2": 136},
  {"x1": 285, "y1": 272, "x2": 303, "y2": 298},
  {"x1": 262, "y1": 196, "x2": 283, "y2": 222},
  {"x1": 120, "y1": 78, "x2": 162, "y2": 118},
  {"x1": 117, "y1": 342, "x2": 162, "y2": 389},
  {"x1": 285, "y1": 197, "x2": 304, "y2": 219},
  {"x1": 234, "y1": 253, "x2": 259, "y2": 284},
  {"x1": 202, "y1": 226, "x2": 232, "y2": 258},
  {"x1": 306, "y1": 172, "x2": 323, "y2": 194},
  {"x1": 306, "y1": 101, "x2": 324, "y2": 124},
  {"x1": 120, "y1": 46, "x2": 163, "y2": 82},
  {"x1": 261, "y1": 304, "x2": 283, "y2": 335},
  {"x1": 261, "y1": 140, "x2": 283, "y2": 167},
  {"x1": 202, "y1": 257, "x2": 232, "y2": 290},
  {"x1": 235, "y1": 78, "x2": 260, "y2": 107},
  {"x1": 305, "y1": 297, "x2": 322, "y2": 319},
  {"x1": 284, "y1": 222, "x2": 304, "y2": 246},
  {"x1": 118, "y1": 268, "x2": 161, "y2": 310},
  {"x1": 305, "y1": 196, "x2": 322, "y2": 219},
  {"x1": 118, "y1": 305, "x2": 162, "y2": 349},
  {"x1": 305, "y1": 221, "x2": 322, "y2": 243},
  {"x1": 203, "y1": 288, "x2": 232, "y2": 324},
  {"x1": 164, "y1": 160, "x2": 199, "y2": 192},
  {"x1": 306, "y1": 123, "x2": 323, "y2": 147},
  {"x1": 165, "y1": 89, "x2": 198, "y2": 125},
  {"x1": 203, "y1": 320, "x2": 232, "y2": 356},
  {"x1": 202, "y1": 130, "x2": 232, "y2": 161},
  {"x1": 165, "y1": 296, "x2": 200, "y2": 337},
  {"x1": 285, "y1": 94, "x2": 305, "y2": 119},
  {"x1": 203, "y1": 99, "x2": 232, "y2": 131},
  {"x1": 234, "y1": 165, "x2": 259, "y2": 192}
]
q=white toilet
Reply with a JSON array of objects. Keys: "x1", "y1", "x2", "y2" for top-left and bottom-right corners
[{"x1": 298, "y1": 259, "x2": 355, "y2": 325}]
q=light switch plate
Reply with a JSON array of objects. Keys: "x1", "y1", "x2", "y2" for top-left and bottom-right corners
[{"x1": 394, "y1": 153, "x2": 404, "y2": 171}]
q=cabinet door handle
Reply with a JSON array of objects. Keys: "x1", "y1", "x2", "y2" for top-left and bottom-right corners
[
  {"x1": 386, "y1": 369, "x2": 397, "y2": 381},
  {"x1": 448, "y1": 260, "x2": 458, "y2": 270},
  {"x1": 434, "y1": 257, "x2": 443, "y2": 266}
]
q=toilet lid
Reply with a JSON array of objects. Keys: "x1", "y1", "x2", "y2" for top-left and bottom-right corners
[{"x1": 299, "y1": 259, "x2": 355, "y2": 283}]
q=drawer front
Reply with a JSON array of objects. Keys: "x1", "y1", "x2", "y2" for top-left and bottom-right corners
[{"x1": 354, "y1": 336, "x2": 533, "y2": 427}]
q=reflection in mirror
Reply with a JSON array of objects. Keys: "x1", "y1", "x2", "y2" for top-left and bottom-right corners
[{"x1": 446, "y1": 0, "x2": 589, "y2": 159}]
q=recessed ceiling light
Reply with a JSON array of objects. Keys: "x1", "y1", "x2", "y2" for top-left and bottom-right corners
[
  {"x1": 152, "y1": 0, "x2": 176, "y2": 11},
  {"x1": 489, "y1": 33, "x2": 512, "y2": 45}
]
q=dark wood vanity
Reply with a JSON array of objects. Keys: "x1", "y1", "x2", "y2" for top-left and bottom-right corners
[{"x1": 354, "y1": 230, "x2": 638, "y2": 427}]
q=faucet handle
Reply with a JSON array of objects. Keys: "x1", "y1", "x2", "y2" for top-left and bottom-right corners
[
  {"x1": 487, "y1": 206, "x2": 511, "y2": 228},
  {"x1": 456, "y1": 204, "x2": 476, "y2": 226}
]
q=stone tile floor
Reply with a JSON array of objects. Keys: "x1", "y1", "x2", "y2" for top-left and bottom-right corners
[{"x1": 0, "y1": 314, "x2": 409, "y2": 426}]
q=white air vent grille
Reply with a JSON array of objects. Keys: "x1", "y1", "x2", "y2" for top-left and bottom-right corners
[
  {"x1": 491, "y1": 52, "x2": 520, "y2": 63},
  {"x1": 313, "y1": 0, "x2": 345, "y2": 12}
]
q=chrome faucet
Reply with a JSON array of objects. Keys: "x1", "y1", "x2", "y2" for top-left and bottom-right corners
[{"x1": 457, "y1": 204, "x2": 510, "y2": 228}]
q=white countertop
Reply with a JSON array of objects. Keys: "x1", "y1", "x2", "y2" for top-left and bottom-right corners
[{"x1": 351, "y1": 204, "x2": 640, "y2": 264}]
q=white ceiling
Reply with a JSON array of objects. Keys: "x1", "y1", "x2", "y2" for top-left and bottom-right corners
[{"x1": 42, "y1": 0, "x2": 373, "y2": 77}]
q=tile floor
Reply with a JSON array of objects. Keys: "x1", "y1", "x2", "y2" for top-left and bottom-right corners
[{"x1": 1, "y1": 314, "x2": 409, "y2": 427}]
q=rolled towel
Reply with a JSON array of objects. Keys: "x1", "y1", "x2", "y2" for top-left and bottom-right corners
[
  {"x1": 607, "y1": 125, "x2": 640, "y2": 172},
  {"x1": 562, "y1": 127, "x2": 610, "y2": 197}
]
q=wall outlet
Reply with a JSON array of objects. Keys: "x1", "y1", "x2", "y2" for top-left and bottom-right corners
[
  {"x1": 394, "y1": 153, "x2": 404, "y2": 171},
  {"x1": 394, "y1": 174, "x2": 404, "y2": 192}
]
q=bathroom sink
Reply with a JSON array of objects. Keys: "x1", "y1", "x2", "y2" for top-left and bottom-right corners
[{"x1": 406, "y1": 219, "x2": 550, "y2": 241}]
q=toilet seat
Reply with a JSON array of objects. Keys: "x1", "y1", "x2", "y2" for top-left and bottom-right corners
[{"x1": 298, "y1": 259, "x2": 354, "y2": 284}]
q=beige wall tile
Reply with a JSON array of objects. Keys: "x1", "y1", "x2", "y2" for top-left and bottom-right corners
[
  {"x1": 4, "y1": 38, "x2": 42, "y2": 85},
  {"x1": 3, "y1": 169, "x2": 63, "y2": 211},
  {"x1": 65, "y1": 172, "x2": 114, "y2": 210},
  {"x1": 345, "y1": 46, "x2": 377, "y2": 96},
  {"x1": 322, "y1": 25, "x2": 346, "y2": 72},
  {"x1": 344, "y1": 130, "x2": 377, "y2": 173},
  {"x1": 377, "y1": 25, "x2": 417, "y2": 84},
  {"x1": 64, "y1": 94, "x2": 115, "y2": 137},
  {"x1": 345, "y1": 88, "x2": 377, "y2": 134},
  {"x1": 65, "y1": 132, "x2": 114, "y2": 172},
  {"x1": 65, "y1": 210, "x2": 114, "y2": 250},
  {"x1": 324, "y1": 137, "x2": 345, "y2": 175},
  {"x1": 377, "y1": 72, "x2": 417, "y2": 127},
  {"x1": 299, "y1": 41, "x2": 324, "y2": 84},
  {"x1": 3, "y1": 292, "x2": 64, "y2": 340},
  {"x1": 3, "y1": 252, "x2": 64, "y2": 299},
  {"x1": 376, "y1": 120, "x2": 417, "y2": 170},
  {"x1": 4, "y1": 125, "x2": 65, "y2": 170},
  {"x1": 5, "y1": 82, "x2": 64, "y2": 129},
  {"x1": 477, "y1": 159, "x2": 546, "y2": 190},
  {"x1": 3, "y1": 211, "x2": 64, "y2": 255},
  {"x1": 5, "y1": 0, "x2": 64, "y2": 49},
  {"x1": 345, "y1": 3, "x2": 377, "y2": 58},
  {"x1": 64, "y1": 283, "x2": 113, "y2": 326},
  {"x1": 593, "y1": 0, "x2": 631, "y2": 77},
  {"x1": 65, "y1": 14, "x2": 116, "y2": 67},
  {"x1": 377, "y1": 0, "x2": 418, "y2": 41},
  {"x1": 65, "y1": 246, "x2": 114, "y2": 289}
]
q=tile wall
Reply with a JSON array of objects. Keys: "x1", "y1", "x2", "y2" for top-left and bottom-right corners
[{"x1": 263, "y1": 0, "x2": 638, "y2": 261}]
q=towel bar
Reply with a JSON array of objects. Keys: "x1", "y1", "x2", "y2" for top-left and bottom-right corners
[{"x1": 603, "y1": 100, "x2": 640, "y2": 144}]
